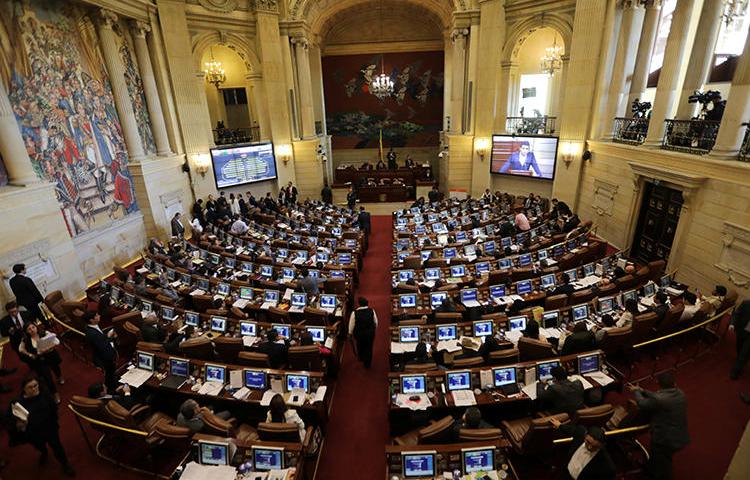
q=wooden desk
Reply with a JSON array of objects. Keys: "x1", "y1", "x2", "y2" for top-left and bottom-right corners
[
  {"x1": 357, "y1": 185, "x2": 410, "y2": 202},
  {"x1": 334, "y1": 166, "x2": 432, "y2": 184}
]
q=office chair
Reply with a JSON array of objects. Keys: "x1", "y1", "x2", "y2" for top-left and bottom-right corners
[
  {"x1": 178, "y1": 336, "x2": 214, "y2": 361},
  {"x1": 403, "y1": 362, "x2": 439, "y2": 373},
  {"x1": 303, "y1": 306, "x2": 329, "y2": 326},
  {"x1": 487, "y1": 347, "x2": 520, "y2": 366},
  {"x1": 452, "y1": 356, "x2": 484, "y2": 368},
  {"x1": 653, "y1": 303, "x2": 685, "y2": 336},
  {"x1": 403, "y1": 256, "x2": 422, "y2": 269},
  {"x1": 632, "y1": 312, "x2": 658, "y2": 343},
  {"x1": 213, "y1": 336, "x2": 244, "y2": 363},
  {"x1": 544, "y1": 294, "x2": 568, "y2": 310},
  {"x1": 458, "y1": 428, "x2": 504, "y2": 441},
  {"x1": 236, "y1": 351, "x2": 271, "y2": 368},
  {"x1": 267, "y1": 306, "x2": 290, "y2": 324},
  {"x1": 596, "y1": 327, "x2": 632, "y2": 356},
  {"x1": 518, "y1": 337, "x2": 556, "y2": 361},
  {"x1": 606, "y1": 400, "x2": 642, "y2": 430},
  {"x1": 135, "y1": 341, "x2": 163, "y2": 352},
  {"x1": 257, "y1": 422, "x2": 305, "y2": 443},
  {"x1": 647, "y1": 260, "x2": 666, "y2": 282},
  {"x1": 323, "y1": 278, "x2": 347, "y2": 295},
  {"x1": 192, "y1": 295, "x2": 214, "y2": 312},
  {"x1": 393, "y1": 415, "x2": 455, "y2": 446},
  {"x1": 570, "y1": 288, "x2": 595, "y2": 305},
  {"x1": 575, "y1": 404, "x2": 615, "y2": 428},
  {"x1": 395, "y1": 283, "x2": 419, "y2": 295},
  {"x1": 501, "y1": 413, "x2": 570, "y2": 456},
  {"x1": 288, "y1": 345, "x2": 324, "y2": 371},
  {"x1": 69, "y1": 396, "x2": 107, "y2": 423},
  {"x1": 434, "y1": 312, "x2": 464, "y2": 324},
  {"x1": 104, "y1": 400, "x2": 173, "y2": 434}
]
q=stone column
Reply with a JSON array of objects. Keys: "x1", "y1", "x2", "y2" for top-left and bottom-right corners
[
  {"x1": 246, "y1": 73, "x2": 271, "y2": 140},
  {"x1": 96, "y1": 9, "x2": 145, "y2": 162},
  {"x1": 450, "y1": 28, "x2": 469, "y2": 134},
  {"x1": 710, "y1": 27, "x2": 750, "y2": 158},
  {"x1": 495, "y1": 61, "x2": 517, "y2": 133},
  {"x1": 627, "y1": 0, "x2": 662, "y2": 110},
  {"x1": 599, "y1": 1, "x2": 645, "y2": 139},
  {"x1": 309, "y1": 43, "x2": 327, "y2": 136},
  {"x1": 292, "y1": 36, "x2": 316, "y2": 138},
  {"x1": 550, "y1": 55, "x2": 570, "y2": 119},
  {"x1": 465, "y1": 22, "x2": 480, "y2": 134},
  {"x1": 443, "y1": 37, "x2": 452, "y2": 131},
  {"x1": 0, "y1": 81, "x2": 39, "y2": 185},
  {"x1": 675, "y1": 0, "x2": 724, "y2": 119},
  {"x1": 644, "y1": 0, "x2": 698, "y2": 146},
  {"x1": 131, "y1": 21, "x2": 172, "y2": 156}
]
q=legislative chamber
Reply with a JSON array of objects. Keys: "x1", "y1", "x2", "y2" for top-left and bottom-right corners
[{"x1": 0, "y1": 1, "x2": 749, "y2": 480}]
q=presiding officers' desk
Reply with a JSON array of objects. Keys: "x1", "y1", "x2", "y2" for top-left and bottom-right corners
[
  {"x1": 357, "y1": 184, "x2": 410, "y2": 202},
  {"x1": 334, "y1": 165, "x2": 433, "y2": 184},
  {"x1": 386, "y1": 441, "x2": 518, "y2": 480},
  {"x1": 387, "y1": 350, "x2": 617, "y2": 435},
  {"x1": 122, "y1": 350, "x2": 332, "y2": 429}
]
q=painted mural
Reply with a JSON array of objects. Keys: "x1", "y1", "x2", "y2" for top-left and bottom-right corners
[
  {"x1": 322, "y1": 51, "x2": 444, "y2": 149},
  {"x1": 0, "y1": 0, "x2": 139, "y2": 237},
  {"x1": 113, "y1": 20, "x2": 156, "y2": 156},
  {"x1": 0, "y1": 157, "x2": 8, "y2": 186}
]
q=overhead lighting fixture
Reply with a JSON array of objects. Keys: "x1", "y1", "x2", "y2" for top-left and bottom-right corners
[
  {"x1": 204, "y1": 47, "x2": 226, "y2": 88},
  {"x1": 369, "y1": 0, "x2": 394, "y2": 100},
  {"x1": 540, "y1": 34, "x2": 563, "y2": 77},
  {"x1": 722, "y1": 0, "x2": 749, "y2": 27}
]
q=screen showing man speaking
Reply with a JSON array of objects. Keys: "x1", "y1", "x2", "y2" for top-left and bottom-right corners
[
  {"x1": 489, "y1": 135, "x2": 558, "y2": 180},
  {"x1": 210, "y1": 142, "x2": 278, "y2": 188}
]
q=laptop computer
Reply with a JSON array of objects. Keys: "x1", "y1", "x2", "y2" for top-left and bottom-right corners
[{"x1": 160, "y1": 357, "x2": 190, "y2": 389}]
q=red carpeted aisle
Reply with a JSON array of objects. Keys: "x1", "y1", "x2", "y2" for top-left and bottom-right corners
[{"x1": 315, "y1": 215, "x2": 393, "y2": 480}]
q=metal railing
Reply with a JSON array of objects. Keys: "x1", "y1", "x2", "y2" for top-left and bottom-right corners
[
  {"x1": 612, "y1": 117, "x2": 649, "y2": 145},
  {"x1": 506, "y1": 116, "x2": 557, "y2": 135},
  {"x1": 739, "y1": 123, "x2": 750, "y2": 162},
  {"x1": 661, "y1": 119, "x2": 721, "y2": 155},
  {"x1": 212, "y1": 126, "x2": 260, "y2": 146}
]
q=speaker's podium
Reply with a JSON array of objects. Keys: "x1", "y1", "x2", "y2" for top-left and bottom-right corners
[{"x1": 509, "y1": 170, "x2": 533, "y2": 176}]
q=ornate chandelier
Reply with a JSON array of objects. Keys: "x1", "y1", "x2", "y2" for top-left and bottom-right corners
[
  {"x1": 722, "y1": 0, "x2": 749, "y2": 27},
  {"x1": 370, "y1": 59, "x2": 394, "y2": 100},
  {"x1": 540, "y1": 34, "x2": 563, "y2": 76},
  {"x1": 204, "y1": 47, "x2": 226, "y2": 88}
]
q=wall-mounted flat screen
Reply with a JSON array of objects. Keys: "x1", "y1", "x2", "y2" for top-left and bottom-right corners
[
  {"x1": 489, "y1": 135, "x2": 558, "y2": 180},
  {"x1": 210, "y1": 142, "x2": 278, "y2": 188}
]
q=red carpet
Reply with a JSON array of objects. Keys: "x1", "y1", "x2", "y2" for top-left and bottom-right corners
[{"x1": 1, "y1": 214, "x2": 748, "y2": 479}]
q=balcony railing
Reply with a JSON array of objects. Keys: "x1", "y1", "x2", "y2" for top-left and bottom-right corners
[
  {"x1": 212, "y1": 126, "x2": 260, "y2": 146},
  {"x1": 661, "y1": 119, "x2": 720, "y2": 155},
  {"x1": 739, "y1": 124, "x2": 750, "y2": 162},
  {"x1": 506, "y1": 116, "x2": 556, "y2": 135},
  {"x1": 612, "y1": 117, "x2": 649, "y2": 145}
]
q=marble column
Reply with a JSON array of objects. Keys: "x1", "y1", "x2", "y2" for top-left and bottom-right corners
[
  {"x1": 0, "y1": 81, "x2": 39, "y2": 185},
  {"x1": 627, "y1": 0, "x2": 662, "y2": 110},
  {"x1": 96, "y1": 9, "x2": 145, "y2": 162},
  {"x1": 131, "y1": 21, "x2": 172, "y2": 156},
  {"x1": 675, "y1": 0, "x2": 724, "y2": 119},
  {"x1": 465, "y1": 22, "x2": 480, "y2": 134},
  {"x1": 292, "y1": 36, "x2": 316, "y2": 138},
  {"x1": 451, "y1": 28, "x2": 469, "y2": 134},
  {"x1": 443, "y1": 38, "x2": 453, "y2": 132},
  {"x1": 599, "y1": 1, "x2": 645, "y2": 139},
  {"x1": 495, "y1": 61, "x2": 517, "y2": 133},
  {"x1": 309, "y1": 43, "x2": 327, "y2": 136},
  {"x1": 710, "y1": 27, "x2": 750, "y2": 158},
  {"x1": 644, "y1": 0, "x2": 698, "y2": 145},
  {"x1": 246, "y1": 73, "x2": 270, "y2": 140}
]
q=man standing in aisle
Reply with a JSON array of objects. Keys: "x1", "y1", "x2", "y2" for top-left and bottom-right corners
[
  {"x1": 358, "y1": 207, "x2": 371, "y2": 236},
  {"x1": 730, "y1": 299, "x2": 750, "y2": 379},
  {"x1": 9, "y1": 264, "x2": 47, "y2": 326},
  {"x1": 349, "y1": 297, "x2": 378, "y2": 368},
  {"x1": 628, "y1": 373, "x2": 690, "y2": 479},
  {"x1": 347, "y1": 185, "x2": 357, "y2": 210}
]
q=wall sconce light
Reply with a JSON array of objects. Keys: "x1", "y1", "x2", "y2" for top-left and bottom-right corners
[
  {"x1": 276, "y1": 144, "x2": 293, "y2": 166},
  {"x1": 192, "y1": 153, "x2": 211, "y2": 178},
  {"x1": 475, "y1": 138, "x2": 490, "y2": 161},
  {"x1": 316, "y1": 144, "x2": 328, "y2": 164},
  {"x1": 560, "y1": 141, "x2": 581, "y2": 169}
]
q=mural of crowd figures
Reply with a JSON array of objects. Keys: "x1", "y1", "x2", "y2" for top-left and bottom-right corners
[
  {"x1": 322, "y1": 51, "x2": 444, "y2": 149},
  {"x1": 0, "y1": 0, "x2": 139, "y2": 237},
  {"x1": 113, "y1": 20, "x2": 156, "y2": 156}
]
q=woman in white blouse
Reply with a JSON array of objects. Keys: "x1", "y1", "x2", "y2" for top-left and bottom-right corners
[
  {"x1": 19, "y1": 322, "x2": 64, "y2": 402},
  {"x1": 267, "y1": 393, "x2": 306, "y2": 441},
  {"x1": 617, "y1": 298, "x2": 639, "y2": 328}
]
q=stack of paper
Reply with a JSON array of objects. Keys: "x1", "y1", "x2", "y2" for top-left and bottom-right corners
[
  {"x1": 437, "y1": 339, "x2": 462, "y2": 353},
  {"x1": 260, "y1": 390, "x2": 277, "y2": 406},
  {"x1": 394, "y1": 393, "x2": 431, "y2": 410},
  {"x1": 504, "y1": 330, "x2": 523, "y2": 345},
  {"x1": 586, "y1": 371, "x2": 615, "y2": 386},
  {"x1": 312, "y1": 386, "x2": 327, "y2": 403},
  {"x1": 390, "y1": 342, "x2": 418, "y2": 354},
  {"x1": 233, "y1": 387, "x2": 251, "y2": 400},
  {"x1": 11, "y1": 402, "x2": 29, "y2": 421},
  {"x1": 568, "y1": 374, "x2": 594, "y2": 390},
  {"x1": 451, "y1": 389, "x2": 477, "y2": 406},
  {"x1": 459, "y1": 336, "x2": 482, "y2": 352},
  {"x1": 180, "y1": 462, "x2": 236, "y2": 480},
  {"x1": 189, "y1": 289, "x2": 206, "y2": 296},
  {"x1": 242, "y1": 336, "x2": 259, "y2": 348},
  {"x1": 197, "y1": 381, "x2": 224, "y2": 396},
  {"x1": 233, "y1": 298, "x2": 250, "y2": 309},
  {"x1": 119, "y1": 368, "x2": 153, "y2": 388},
  {"x1": 521, "y1": 381, "x2": 539, "y2": 400}
]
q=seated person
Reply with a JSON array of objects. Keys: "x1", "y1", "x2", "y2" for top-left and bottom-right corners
[
  {"x1": 87, "y1": 382, "x2": 138, "y2": 410},
  {"x1": 256, "y1": 329, "x2": 289, "y2": 369},
  {"x1": 140, "y1": 313, "x2": 166, "y2": 343},
  {"x1": 560, "y1": 321, "x2": 597, "y2": 355},
  {"x1": 267, "y1": 393, "x2": 306, "y2": 441},
  {"x1": 375, "y1": 159, "x2": 386, "y2": 170},
  {"x1": 451, "y1": 406, "x2": 493, "y2": 440},
  {"x1": 612, "y1": 263, "x2": 636, "y2": 279},
  {"x1": 551, "y1": 273, "x2": 575, "y2": 297},
  {"x1": 148, "y1": 238, "x2": 167, "y2": 255},
  {"x1": 134, "y1": 275, "x2": 148, "y2": 297},
  {"x1": 617, "y1": 298, "x2": 639, "y2": 328},
  {"x1": 548, "y1": 418, "x2": 616, "y2": 480},
  {"x1": 537, "y1": 366, "x2": 585, "y2": 415},
  {"x1": 594, "y1": 314, "x2": 617, "y2": 343},
  {"x1": 522, "y1": 320, "x2": 550, "y2": 344},
  {"x1": 680, "y1": 291, "x2": 703, "y2": 322},
  {"x1": 164, "y1": 326, "x2": 195, "y2": 355},
  {"x1": 701, "y1": 285, "x2": 727, "y2": 315},
  {"x1": 407, "y1": 341, "x2": 438, "y2": 367},
  {"x1": 651, "y1": 292, "x2": 670, "y2": 327},
  {"x1": 176, "y1": 399, "x2": 231, "y2": 433},
  {"x1": 299, "y1": 331, "x2": 331, "y2": 356},
  {"x1": 479, "y1": 335, "x2": 505, "y2": 361}
]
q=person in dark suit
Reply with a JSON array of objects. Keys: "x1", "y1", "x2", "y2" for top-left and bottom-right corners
[
  {"x1": 83, "y1": 311, "x2": 118, "y2": 391},
  {"x1": 730, "y1": 300, "x2": 750, "y2": 379},
  {"x1": 537, "y1": 366, "x2": 585, "y2": 415},
  {"x1": 499, "y1": 141, "x2": 542, "y2": 176},
  {"x1": 346, "y1": 186, "x2": 357, "y2": 210},
  {"x1": 140, "y1": 314, "x2": 166, "y2": 343},
  {"x1": 630, "y1": 372, "x2": 690, "y2": 480},
  {"x1": 548, "y1": 418, "x2": 616, "y2": 480},
  {"x1": 387, "y1": 148, "x2": 397, "y2": 169},
  {"x1": 171, "y1": 212, "x2": 185, "y2": 238},
  {"x1": 348, "y1": 297, "x2": 378, "y2": 368},
  {"x1": 0, "y1": 301, "x2": 33, "y2": 355},
  {"x1": 9, "y1": 264, "x2": 46, "y2": 325},
  {"x1": 428, "y1": 186, "x2": 440, "y2": 203},
  {"x1": 451, "y1": 407, "x2": 493, "y2": 441},
  {"x1": 256, "y1": 329, "x2": 289, "y2": 369},
  {"x1": 560, "y1": 322, "x2": 597, "y2": 355},
  {"x1": 192, "y1": 199, "x2": 205, "y2": 226},
  {"x1": 551, "y1": 273, "x2": 575, "y2": 297},
  {"x1": 651, "y1": 291, "x2": 670, "y2": 328},
  {"x1": 87, "y1": 382, "x2": 138, "y2": 410},
  {"x1": 358, "y1": 207, "x2": 371, "y2": 236},
  {"x1": 321, "y1": 182, "x2": 333, "y2": 204}
]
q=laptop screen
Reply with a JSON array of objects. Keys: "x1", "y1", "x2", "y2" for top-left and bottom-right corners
[
  {"x1": 540, "y1": 274, "x2": 557, "y2": 289},
  {"x1": 508, "y1": 316, "x2": 527, "y2": 332},
  {"x1": 583, "y1": 263, "x2": 595, "y2": 276},
  {"x1": 402, "y1": 452, "x2": 436, "y2": 479},
  {"x1": 537, "y1": 361, "x2": 561, "y2": 381},
  {"x1": 537, "y1": 249, "x2": 548, "y2": 260},
  {"x1": 542, "y1": 311, "x2": 560, "y2": 329},
  {"x1": 493, "y1": 367, "x2": 516, "y2": 387},
  {"x1": 499, "y1": 258, "x2": 512, "y2": 269},
  {"x1": 437, "y1": 324, "x2": 457, "y2": 341},
  {"x1": 473, "y1": 320, "x2": 493, "y2": 337},
  {"x1": 430, "y1": 292, "x2": 447, "y2": 308},
  {"x1": 565, "y1": 269, "x2": 579, "y2": 281},
  {"x1": 286, "y1": 374, "x2": 309, "y2": 392},
  {"x1": 244, "y1": 369, "x2": 266, "y2": 390},
  {"x1": 578, "y1": 354, "x2": 600, "y2": 374},
  {"x1": 462, "y1": 447, "x2": 495, "y2": 475},
  {"x1": 572, "y1": 304, "x2": 589, "y2": 321},
  {"x1": 306, "y1": 327, "x2": 325, "y2": 342},
  {"x1": 291, "y1": 293, "x2": 307, "y2": 307},
  {"x1": 137, "y1": 351, "x2": 154, "y2": 371},
  {"x1": 240, "y1": 321, "x2": 257, "y2": 337},
  {"x1": 210, "y1": 316, "x2": 227, "y2": 333},
  {"x1": 253, "y1": 447, "x2": 284, "y2": 471},
  {"x1": 400, "y1": 326, "x2": 420, "y2": 343},
  {"x1": 260, "y1": 265, "x2": 273, "y2": 277},
  {"x1": 450, "y1": 265, "x2": 466, "y2": 278},
  {"x1": 170, "y1": 358, "x2": 189, "y2": 377},
  {"x1": 490, "y1": 284, "x2": 506, "y2": 298},
  {"x1": 399, "y1": 294, "x2": 417, "y2": 309},
  {"x1": 446, "y1": 371, "x2": 471, "y2": 391},
  {"x1": 399, "y1": 270, "x2": 415, "y2": 282},
  {"x1": 199, "y1": 441, "x2": 229, "y2": 466},
  {"x1": 516, "y1": 280, "x2": 532, "y2": 295},
  {"x1": 518, "y1": 254, "x2": 532, "y2": 266},
  {"x1": 425, "y1": 268, "x2": 441, "y2": 280},
  {"x1": 272, "y1": 324, "x2": 291, "y2": 339},
  {"x1": 461, "y1": 289, "x2": 478, "y2": 303},
  {"x1": 205, "y1": 364, "x2": 226, "y2": 383},
  {"x1": 264, "y1": 290, "x2": 279, "y2": 303},
  {"x1": 599, "y1": 297, "x2": 615, "y2": 314},
  {"x1": 475, "y1": 262, "x2": 490, "y2": 274},
  {"x1": 239, "y1": 287, "x2": 254, "y2": 300},
  {"x1": 161, "y1": 306, "x2": 174, "y2": 320},
  {"x1": 184, "y1": 311, "x2": 199, "y2": 327},
  {"x1": 444, "y1": 247, "x2": 457, "y2": 259},
  {"x1": 401, "y1": 375, "x2": 426, "y2": 394}
]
